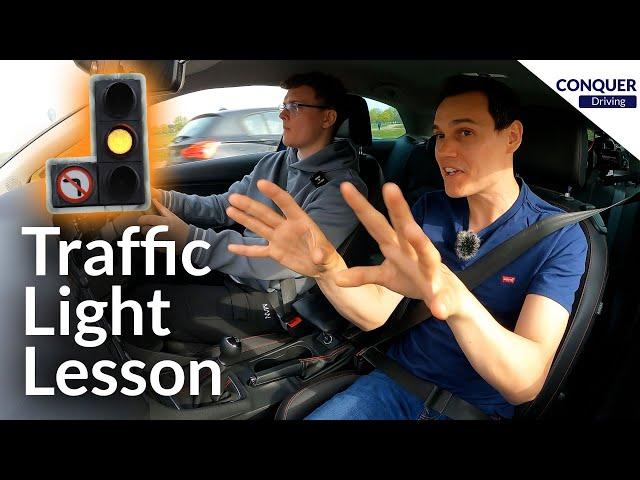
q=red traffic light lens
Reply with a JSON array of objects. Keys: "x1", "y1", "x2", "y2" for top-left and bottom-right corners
[{"x1": 104, "y1": 82, "x2": 136, "y2": 118}]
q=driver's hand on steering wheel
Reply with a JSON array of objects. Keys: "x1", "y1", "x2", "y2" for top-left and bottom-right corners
[
  {"x1": 138, "y1": 199, "x2": 190, "y2": 254},
  {"x1": 110, "y1": 188, "x2": 163, "y2": 236},
  {"x1": 151, "y1": 187, "x2": 163, "y2": 201}
]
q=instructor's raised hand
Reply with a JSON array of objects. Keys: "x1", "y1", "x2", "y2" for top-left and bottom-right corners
[
  {"x1": 227, "y1": 179, "x2": 467, "y2": 321},
  {"x1": 226, "y1": 179, "x2": 342, "y2": 278}
]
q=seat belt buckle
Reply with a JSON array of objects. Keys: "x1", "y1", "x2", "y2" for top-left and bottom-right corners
[
  {"x1": 280, "y1": 314, "x2": 313, "y2": 338},
  {"x1": 423, "y1": 386, "x2": 449, "y2": 412},
  {"x1": 287, "y1": 316, "x2": 303, "y2": 329},
  {"x1": 354, "y1": 346, "x2": 373, "y2": 372}
]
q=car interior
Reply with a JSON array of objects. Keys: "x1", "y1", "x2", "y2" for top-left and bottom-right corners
[{"x1": 10, "y1": 60, "x2": 639, "y2": 420}]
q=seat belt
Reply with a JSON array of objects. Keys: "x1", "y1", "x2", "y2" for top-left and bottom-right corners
[
  {"x1": 272, "y1": 148, "x2": 349, "y2": 323},
  {"x1": 352, "y1": 189, "x2": 640, "y2": 419},
  {"x1": 271, "y1": 155, "x2": 297, "y2": 320},
  {"x1": 606, "y1": 183, "x2": 630, "y2": 249},
  {"x1": 271, "y1": 151, "x2": 321, "y2": 324},
  {"x1": 363, "y1": 347, "x2": 490, "y2": 419}
]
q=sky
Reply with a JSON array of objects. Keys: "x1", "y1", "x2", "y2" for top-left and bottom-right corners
[
  {"x1": 0, "y1": 60, "x2": 87, "y2": 154},
  {"x1": 0, "y1": 60, "x2": 395, "y2": 155}
]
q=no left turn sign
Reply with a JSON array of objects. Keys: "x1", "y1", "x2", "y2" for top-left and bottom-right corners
[{"x1": 56, "y1": 166, "x2": 95, "y2": 203}]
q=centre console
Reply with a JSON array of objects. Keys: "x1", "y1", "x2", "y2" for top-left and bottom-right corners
[{"x1": 146, "y1": 331, "x2": 355, "y2": 420}]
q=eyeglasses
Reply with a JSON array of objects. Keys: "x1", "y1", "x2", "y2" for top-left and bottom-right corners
[{"x1": 279, "y1": 102, "x2": 334, "y2": 115}]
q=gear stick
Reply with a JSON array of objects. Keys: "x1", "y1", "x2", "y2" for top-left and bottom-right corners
[{"x1": 219, "y1": 336, "x2": 242, "y2": 365}]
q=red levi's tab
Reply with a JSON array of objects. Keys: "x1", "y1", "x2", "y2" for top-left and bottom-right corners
[{"x1": 501, "y1": 275, "x2": 516, "y2": 285}]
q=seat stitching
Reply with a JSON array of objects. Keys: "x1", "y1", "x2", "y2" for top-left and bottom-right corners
[
  {"x1": 279, "y1": 371, "x2": 358, "y2": 419},
  {"x1": 299, "y1": 345, "x2": 350, "y2": 364}
]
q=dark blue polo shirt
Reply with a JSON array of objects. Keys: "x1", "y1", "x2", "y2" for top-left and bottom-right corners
[{"x1": 386, "y1": 178, "x2": 588, "y2": 418}]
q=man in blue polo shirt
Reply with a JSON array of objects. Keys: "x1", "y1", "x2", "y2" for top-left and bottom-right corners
[{"x1": 224, "y1": 75, "x2": 588, "y2": 419}]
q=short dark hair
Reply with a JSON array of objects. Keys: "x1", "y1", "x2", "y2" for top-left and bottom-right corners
[
  {"x1": 280, "y1": 71, "x2": 346, "y2": 110},
  {"x1": 434, "y1": 74, "x2": 521, "y2": 130}
]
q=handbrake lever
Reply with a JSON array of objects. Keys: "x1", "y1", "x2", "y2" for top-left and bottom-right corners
[{"x1": 248, "y1": 359, "x2": 304, "y2": 387}]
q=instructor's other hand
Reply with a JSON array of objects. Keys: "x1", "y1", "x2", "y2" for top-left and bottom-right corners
[{"x1": 226, "y1": 179, "x2": 342, "y2": 278}]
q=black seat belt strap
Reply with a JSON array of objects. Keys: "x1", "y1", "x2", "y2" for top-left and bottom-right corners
[
  {"x1": 271, "y1": 151, "x2": 340, "y2": 321},
  {"x1": 274, "y1": 277, "x2": 297, "y2": 319},
  {"x1": 362, "y1": 347, "x2": 489, "y2": 420}
]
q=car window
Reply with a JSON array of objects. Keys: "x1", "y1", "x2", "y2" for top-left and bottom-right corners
[
  {"x1": 176, "y1": 116, "x2": 219, "y2": 138},
  {"x1": 243, "y1": 113, "x2": 270, "y2": 136},
  {"x1": 206, "y1": 116, "x2": 243, "y2": 137},
  {"x1": 263, "y1": 111, "x2": 284, "y2": 135},
  {"x1": 364, "y1": 97, "x2": 406, "y2": 140},
  {"x1": 148, "y1": 86, "x2": 285, "y2": 166}
]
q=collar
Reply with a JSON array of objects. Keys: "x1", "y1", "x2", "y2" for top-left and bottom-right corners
[
  {"x1": 287, "y1": 139, "x2": 358, "y2": 173},
  {"x1": 457, "y1": 177, "x2": 528, "y2": 237}
]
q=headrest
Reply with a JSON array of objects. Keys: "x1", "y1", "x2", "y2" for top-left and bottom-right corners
[
  {"x1": 402, "y1": 135, "x2": 443, "y2": 202},
  {"x1": 591, "y1": 136, "x2": 629, "y2": 172},
  {"x1": 514, "y1": 107, "x2": 588, "y2": 191},
  {"x1": 335, "y1": 94, "x2": 373, "y2": 147}
]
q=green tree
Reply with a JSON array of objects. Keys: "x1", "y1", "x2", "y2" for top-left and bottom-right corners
[
  {"x1": 380, "y1": 108, "x2": 394, "y2": 124},
  {"x1": 170, "y1": 115, "x2": 189, "y2": 134},
  {"x1": 369, "y1": 108, "x2": 382, "y2": 124}
]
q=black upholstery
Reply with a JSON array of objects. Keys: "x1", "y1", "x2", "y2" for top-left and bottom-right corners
[
  {"x1": 334, "y1": 94, "x2": 383, "y2": 209},
  {"x1": 499, "y1": 107, "x2": 608, "y2": 417},
  {"x1": 384, "y1": 135, "x2": 443, "y2": 206},
  {"x1": 382, "y1": 135, "x2": 420, "y2": 183},
  {"x1": 339, "y1": 94, "x2": 385, "y2": 210},
  {"x1": 575, "y1": 136, "x2": 638, "y2": 232},
  {"x1": 515, "y1": 106, "x2": 589, "y2": 192},
  {"x1": 274, "y1": 371, "x2": 360, "y2": 420},
  {"x1": 514, "y1": 192, "x2": 607, "y2": 418},
  {"x1": 335, "y1": 95, "x2": 373, "y2": 147},
  {"x1": 402, "y1": 136, "x2": 443, "y2": 205}
]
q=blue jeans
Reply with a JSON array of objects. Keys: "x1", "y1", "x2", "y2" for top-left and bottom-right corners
[{"x1": 305, "y1": 369, "x2": 449, "y2": 420}]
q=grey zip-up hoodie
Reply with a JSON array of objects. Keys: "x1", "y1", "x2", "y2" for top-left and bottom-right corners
[{"x1": 159, "y1": 139, "x2": 367, "y2": 295}]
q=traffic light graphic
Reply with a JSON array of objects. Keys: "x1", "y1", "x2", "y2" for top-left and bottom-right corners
[{"x1": 46, "y1": 73, "x2": 151, "y2": 214}]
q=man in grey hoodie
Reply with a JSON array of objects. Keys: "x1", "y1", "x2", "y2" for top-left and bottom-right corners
[{"x1": 132, "y1": 72, "x2": 367, "y2": 346}]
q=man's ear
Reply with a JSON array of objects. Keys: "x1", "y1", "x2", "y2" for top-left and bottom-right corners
[
  {"x1": 323, "y1": 109, "x2": 338, "y2": 130},
  {"x1": 506, "y1": 120, "x2": 523, "y2": 154}
]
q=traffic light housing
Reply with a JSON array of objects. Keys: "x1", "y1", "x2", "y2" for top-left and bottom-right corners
[{"x1": 46, "y1": 73, "x2": 151, "y2": 214}]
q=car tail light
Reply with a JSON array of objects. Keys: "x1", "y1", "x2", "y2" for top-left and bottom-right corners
[{"x1": 181, "y1": 141, "x2": 220, "y2": 159}]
